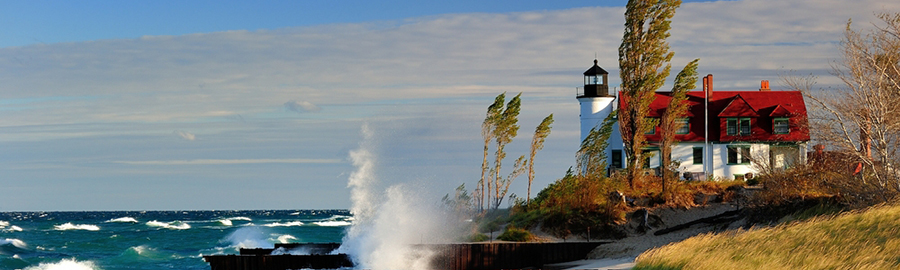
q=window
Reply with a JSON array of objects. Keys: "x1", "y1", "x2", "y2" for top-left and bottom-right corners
[
  {"x1": 727, "y1": 145, "x2": 751, "y2": 164},
  {"x1": 611, "y1": 150, "x2": 623, "y2": 168},
  {"x1": 726, "y1": 118, "x2": 752, "y2": 136},
  {"x1": 676, "y1": 118, "x2": 690, "y2": 134},
  {"x1": 693, "y1": 147, "x2": 703, "y2": 164},
  {"x1": 774, "y1": 118, "x2": 789, "y2": 134}
]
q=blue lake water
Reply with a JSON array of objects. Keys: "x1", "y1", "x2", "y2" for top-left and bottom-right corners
[{"x1": 0, "y1": 210, "x2": 350, "y2": 270}]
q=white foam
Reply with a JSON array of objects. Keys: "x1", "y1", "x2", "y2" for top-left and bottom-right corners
[
  {"x1": 219, "y1": 217, "x2": 253, "y2": 226},
  {"x1": 106, "y1": 217, "x2": 138, "y2": 223},
  {"x1": 224, "y1": 227, "x2": 272, "y2": 249},
  {"x1": 23, "y1": 258, "x2": 98, "y2": 270},
  {"x1": 0, "y1": 221, "x2": 8, "y2": 227},
  {"x1": 261, "y1": 221, "x2": 304, "y2": 227},
  {"x1": 339, "y1": 125, "x2": 464, "y2": 270},
  {"x1": 0, "y1": 238, "x2": 27, "y2": 249},
  {"x1": 313, "y1": 221, "x2": 352, "y2": 227},
  {"x1": 276, "y1": 234, "x2": 297, "y2": 243},
  {"x1": 53, "y1": 223, "x2": 100, "y2": 231},
  {"x1": 146, "y1": 221, "x2": 191, "y2": 230},
  {"x1": 5, "y1": 225, "x2": 23, "y2": 232}
]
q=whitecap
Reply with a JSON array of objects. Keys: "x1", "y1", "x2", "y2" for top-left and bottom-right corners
[
  {"x1": 0, "y1": 221, "x2": 8, "y2": 227},
  {"x1": 5, "y1": 225, "x2": 23, "y2": 232},
  {"x1": 218, "y1": 217, "x2": 253, "y2": 226},
  {"x1": 313, "y1": 221, "x2": 352, "y2": 227},
  {"x1": 0, "y1": 238, "x2": 27, "y2": 248},
  {"x1": 106, "y1": 217, "x2": 138, "y2": 223},
  {"x1": 276, "y1": 234, "x2": 297, "y2": 243},
  {"x1": 146, "y1": 221, "x2": 190, "y2": 230},
  {"x1": 53, "y1": 223, "x2": 100, "y2": 231},
  {"x1": 262, "y1": 221, "x2": 304, "y2": 227},
  {"x1": 289, "y1": 212, "x2": 300, "y2": 215},
  {"x1": 23, "y1": 258, "x2": 98, "y2": 270}
]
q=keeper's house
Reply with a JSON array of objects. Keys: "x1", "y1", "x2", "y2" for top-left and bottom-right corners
[{"x1": 577, "y1": 60, "x2": 810, "y2": 180}]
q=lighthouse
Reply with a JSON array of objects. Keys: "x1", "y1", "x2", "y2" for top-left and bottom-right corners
[{"x1": 577, "y1": 59, "x2": 616, "y2": 142}]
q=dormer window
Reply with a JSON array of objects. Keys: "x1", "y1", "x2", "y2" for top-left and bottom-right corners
[
  {"x1": 774, "y1": 118, "x2": 789, "y2": 134},
  {"x1": 727, "y1": 118, "x2": 751, "y2": 136}
]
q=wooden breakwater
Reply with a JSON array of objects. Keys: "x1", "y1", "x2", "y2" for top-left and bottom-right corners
[
  {"x1": 429, "y1": 242, "x2": 607, "y2": 270},
  {"x1": 204, "y1": 242, "x2": 607, "y2": 270}
]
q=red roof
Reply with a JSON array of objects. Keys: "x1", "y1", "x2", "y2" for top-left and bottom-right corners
[{"x1": 622, "y1": 90, "x2": 810, "y2": 143}]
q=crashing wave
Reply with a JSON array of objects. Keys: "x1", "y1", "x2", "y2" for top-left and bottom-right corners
[
  {"x1": 54, "y1": 223, "x2": 100, "y2": 231},
  {"x1": 262, "y1": 221, "x2": 304, "y2": 227},
  {"x1": 313, "y1": 221, "x2": 352, "y2": 227},
  {"x1": 0, "y1": 238, "x2": 27, "y2": 249},
  {"x1": 218, "y1": 217, "x2": 253, "y2": 226},
  {"x1": 22, "y1": 258, "x2": 98, "y2": 270},
  {"x1": 275, "y1": 234, "x2": 297, "y2": 243},
  {"x1": 146, "y1": 221, "x2": 191, "y2": 230},
  {"x1": 106, "y1": 217, "x2": 139, "y2": 223}
]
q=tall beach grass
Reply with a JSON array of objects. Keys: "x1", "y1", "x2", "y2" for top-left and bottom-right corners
[{"x1": 634, "y1": 204, "x2": 900, "y2": 269}]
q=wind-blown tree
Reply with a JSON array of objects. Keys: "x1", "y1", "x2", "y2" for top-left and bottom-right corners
[
  {"x1": 526, "y1": 114, "x2": 554, "y2": 204},
  {"x1": 492, "y1": 93, "x2": 523, "y2": 209},
  {"x1": 618, "y1": 0, "x2": 681, "y2": 189},
  {"x1": 577, "y1": 111, "x2": 618, "y2": 178},
  {"x1": 479, "y1": 94, "x2": 505, "y2": 211},
  {"x1": 659, "y1": 59, "x2": 699, "y2": 195}
]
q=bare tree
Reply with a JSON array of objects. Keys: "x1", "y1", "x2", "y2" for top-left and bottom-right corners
[{"x1": 786, "y1": 12, "x2": 900, "y2": 201}]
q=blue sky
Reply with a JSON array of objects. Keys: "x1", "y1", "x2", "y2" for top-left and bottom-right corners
[{"x1": 1, "y1": 0, "x2": 897, "y2": 211}]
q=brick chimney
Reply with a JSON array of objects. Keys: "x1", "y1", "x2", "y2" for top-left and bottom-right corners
[
  {"x1": 760, "y1": 80, "x2": 770, "y2": 91},
  {"x1": 703, "y1": 74, "x2": 714, "y2": 99}
]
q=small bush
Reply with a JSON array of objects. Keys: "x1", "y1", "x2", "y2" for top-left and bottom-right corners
[
  {"x1": 497, "y1": 227, "x2": 533, "y2": 242},
  {"x1": 467, "y1": 233, "x2": 490, "y2": 242}
]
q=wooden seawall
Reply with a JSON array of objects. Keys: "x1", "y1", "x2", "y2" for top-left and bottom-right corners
[{"x1": 204, "y1": 242, "x2": 607, "y2": 270}]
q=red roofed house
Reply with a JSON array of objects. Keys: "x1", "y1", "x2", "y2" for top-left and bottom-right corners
[{"x1": 577, "y1": 60, "x2": 810, "y2": 180}]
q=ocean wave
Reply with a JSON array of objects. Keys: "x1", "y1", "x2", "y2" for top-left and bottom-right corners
[
  {"x1": 0, "y1": 238, "x2": 27, "y2": 249},
  {"x1": 115, "y1": 245, "x2": 181, "y2": 261},
  {"x1": 0, "y1": 221, "x2": 8, "y2": 227},
  {"x1": 275, "y1": 234, "x2": 297, "y2": 243},
  {"x1": 313, "y1": 221, "x2": 352, "y2": 227},
  {"x1": 262, "y1": 221, "x2": 304, "y2": 227},
  {"x1": 22, "y1": 258, "x2": 98, "y2": 270},
  {"x1": 146, "y1": 221, "x2": 191, "y2": 230},
  {"x1": 4, "y1": 225, "x2": 23, "y2": 232},
  {"x1": 53, "y1": 223, "x2": 100, "y2": 231},
  {"x1": 218, "y1": 217, "x2": 253, "y2": 226},
  {"x1": 106, "y1": 217, "x2": 139, "y2": 223}
]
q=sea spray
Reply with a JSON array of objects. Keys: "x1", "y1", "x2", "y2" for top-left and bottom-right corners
[
  {"x1": 224, "y1": 226, "x2": 273, "y2": 249},
  {"x1": 339, "y1": 124, "x2": 465, "y2": 269}
]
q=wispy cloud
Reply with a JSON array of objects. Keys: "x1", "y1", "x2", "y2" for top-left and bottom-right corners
[
  {"x1": 284, "y1": 100, "x2": 322, "y2": 113},
  {"x1": 115, "y1": 158, "x2": 343, "y2": 165},
  {"x1": 173, "y1": 130, "x2": 196, "y2": 141}
]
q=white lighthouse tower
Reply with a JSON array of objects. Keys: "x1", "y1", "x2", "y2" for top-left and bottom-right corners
[{"x1": 577, "y1": 60, "x2": 616, "y2": 142}]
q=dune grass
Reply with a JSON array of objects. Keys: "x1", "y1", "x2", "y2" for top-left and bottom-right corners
[{"x1": 634, "y1": 204, "x2": 900, "y2": 270}]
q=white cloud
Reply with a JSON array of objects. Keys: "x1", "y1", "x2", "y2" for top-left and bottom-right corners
[
  {"x1": 174, "y1": 130, "x2": 196, "y2": 141},
  {"x1": 115, "y1": 158, "x2": 343, "y2": 165},
  {"x1": 284, "y1": 100, "x2": 322, "y2": 113}
]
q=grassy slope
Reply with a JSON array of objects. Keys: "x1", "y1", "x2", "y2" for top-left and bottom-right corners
[{"x1": 634, "y1": 204, "x2": 900, "y2": 270}]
